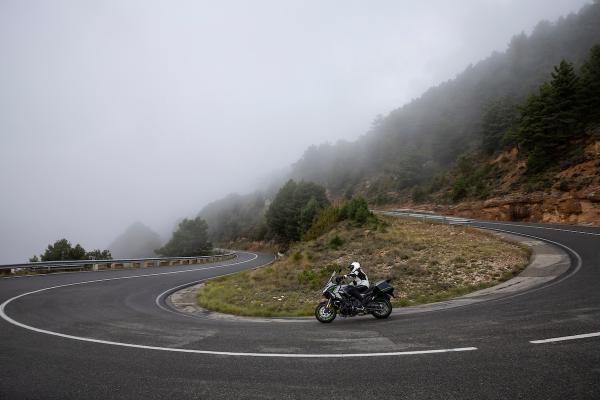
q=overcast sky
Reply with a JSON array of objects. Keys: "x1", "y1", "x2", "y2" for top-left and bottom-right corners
[{"x1": 0, "y1": 0, "x2": 590, "y2": 263}]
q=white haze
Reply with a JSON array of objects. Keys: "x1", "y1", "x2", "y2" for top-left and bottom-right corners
[{"x1": 0, "y1": 0, "x2": 589, "y2": 263}]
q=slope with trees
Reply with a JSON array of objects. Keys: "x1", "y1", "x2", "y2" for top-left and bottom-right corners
[
  {"x1": 289, "y1": 2, "x2": 600, "y2": 207},
  {"x1": 193, "y1": 2, "x2": 600, "y2": 243}
]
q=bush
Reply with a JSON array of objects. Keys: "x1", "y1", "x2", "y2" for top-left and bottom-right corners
[
  {"x1": 412, "y1": 186, "x2": 427, "y2": 203},
  {"x1": 452, "y1": 177, "x2": 468, "y2": 202},
  {"x1": 340, "y1": 196, "x2": 376, "y2": 225},
  {"x1": 303, "y1": 207, "x2": 340, "y2": 241},
  {"x1": 328, "y1": 235, "x2": 344, "y2": 250}
]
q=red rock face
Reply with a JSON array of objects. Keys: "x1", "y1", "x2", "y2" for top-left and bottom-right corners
[{"x1": 378, "y1": 137, "x2": 600, "y2": 226}]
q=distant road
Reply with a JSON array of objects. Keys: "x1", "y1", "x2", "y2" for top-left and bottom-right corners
[{"x1": 1, "y1": 221, "x2": 599, "y2": 399}]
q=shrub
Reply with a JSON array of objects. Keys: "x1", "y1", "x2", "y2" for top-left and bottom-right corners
[
  {"x1": 328, "y1": 235, "x2": 344, "y2": 250},
  {"x1": 412, "y1": 186, "x2": 427, "y2": 203},
  {"x1": 452, "y1": 177, "x2": 468, "y2": 202}
]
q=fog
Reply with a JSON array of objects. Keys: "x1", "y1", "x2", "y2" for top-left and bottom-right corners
[{"x1": 0, "y1": 0, "x2": 588, "y2": 263}]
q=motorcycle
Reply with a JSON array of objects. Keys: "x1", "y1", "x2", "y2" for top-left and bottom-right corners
[{"x1": 314, "y1": 270, "x2": 394, "y2": 323}]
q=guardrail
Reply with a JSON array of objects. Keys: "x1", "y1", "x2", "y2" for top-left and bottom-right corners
[
  {"x1": 373, "y1": 209, "x2": 473, "y2": 225},
  {"x1": 0, "y1": 250, "x2": 236, "y2": 276}
]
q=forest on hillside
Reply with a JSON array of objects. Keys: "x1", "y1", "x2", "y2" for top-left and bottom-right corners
[
  {"x1": 197, "y1": 1, "x2": 600, "y2": 245},
  {"x1": 290, "y1": 1, "x2": 600, "y2": 203}
]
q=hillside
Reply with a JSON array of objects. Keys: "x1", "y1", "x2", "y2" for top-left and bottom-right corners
[
  {"x1": 108, "y1": 222, "x2": 163, "y2": 259},
  {"x1": 290, "y1": 2, "x2": 600, "y2": 206},
  {"x1": 199, "y1": 2, "x2": 600, "y2": 244},
  {"x1": 196, "y1": 216, "x2": 529, "y2": 317}
]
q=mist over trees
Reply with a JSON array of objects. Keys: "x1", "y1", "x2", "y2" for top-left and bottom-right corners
[
  {"x1": 184, "y1": 2, "x2": 600, "y2": 246},
  {"x1": 290, "y1": 2, "x2": 600, "y2": 203},
  {"x1": 199, "y1": 192, "x2": 268, "y2": 243},
  {"x1": 156, "y1": 217, "x2": 212, "y2": 257}
]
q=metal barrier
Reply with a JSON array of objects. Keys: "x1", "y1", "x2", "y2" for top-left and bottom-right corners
[
  {"x1": 0, "y1": 250, "x2": 236, "y2": 275},
  {"x1": 373, "y1": 209, "x2": 473, "y2": 225}
]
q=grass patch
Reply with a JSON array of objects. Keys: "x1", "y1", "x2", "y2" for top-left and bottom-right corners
[{"x1": 197, "y1": 216, "x2": 531, "y2": 317}]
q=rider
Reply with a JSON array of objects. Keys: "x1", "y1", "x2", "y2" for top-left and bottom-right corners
[{"x1": 344, "y1": 261, "x2": 370, "y2": 307}]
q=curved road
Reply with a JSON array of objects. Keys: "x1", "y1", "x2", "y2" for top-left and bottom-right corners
[{"x1": 1, "y1": 221, "x2": 599, "y2": 399}]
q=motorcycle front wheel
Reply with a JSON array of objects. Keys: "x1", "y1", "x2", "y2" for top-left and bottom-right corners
[
  {"x1": 315, "y1": 301, "x2": 337, "y2": 323},
  {"x1": 370, "y1": 298, "x2": 392, "y2": 319}
]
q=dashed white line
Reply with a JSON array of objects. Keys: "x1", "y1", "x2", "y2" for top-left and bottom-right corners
[{"x1": 530, "y1": 332, "x2": 600, "y2": 344}]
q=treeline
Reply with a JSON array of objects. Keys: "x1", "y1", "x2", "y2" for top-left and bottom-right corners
[
  {"x1": 171, "y1": 2, "x2": 600, "y2": 246},
  {"x1": 514, "y1": 48, "x2": 599, "y2": 173},
  {"x1": 190, "y1": 180, "x2": 376, "y2": 250},
  {"x1": 443, "y1": 45, "x2": 600, "y2": 202},
  {"x1": 155, "y1": 217, "x2": 212, "y2": 257},
  {"x1": 199, "y1": 192, "x2": 268, "y2": 243},
  {"x1": 30, "y1": 239, "x2": 112, "y2": 262},
  {"x1": 289, "y1": 2, "x2": 600, "y2": 203}
]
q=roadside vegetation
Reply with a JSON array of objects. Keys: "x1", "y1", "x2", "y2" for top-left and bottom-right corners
[
  {"x1": 197, "y1": 214, "x2": 530, "y2": 317},
  {"x1": 29, "y1": 238, "x2": 112, "y2": 262}
]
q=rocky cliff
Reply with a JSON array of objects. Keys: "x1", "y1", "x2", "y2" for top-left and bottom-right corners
[{"x1": 396, "y1": 138, "x2": 600, "y2": 226}]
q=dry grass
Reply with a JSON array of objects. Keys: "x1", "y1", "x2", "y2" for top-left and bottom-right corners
[{"x1": 197, "y1": 216, "x2": 530, "y2": 316}]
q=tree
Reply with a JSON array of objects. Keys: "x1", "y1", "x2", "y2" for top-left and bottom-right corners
[
  {"x1": 549, "y1": 60, "x2": 581, "y2": 140},
  {"x1": 266, "y1": 180, "x2": 330, "y2": 244},
  {"x1": 86, "y1": 249, "x2": 112, "y2": 260},
  {"x1": 299, "y1": 197, "x2": 319, "y2": 235},
  {"x1": 481, "y1": 98, "x2": 518, "y2": 154},
  {"x1": 35, "y1": 239, "x2": 112, "y2": 262},
  {"x1": 40, "y1": 239, "x2": 84, "y2": 261},
  {"x1": 580, "y1": 44, "x2": 600, "y2": 123},
  {"x1": 518, "y1": 59, "x2": 582, "y2": 173},
  {"x1": 156, "y1": 217, "x2": 212, "y2": 257}
]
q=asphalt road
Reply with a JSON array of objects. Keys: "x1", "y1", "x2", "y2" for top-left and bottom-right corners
[{"x1": 1, "y1": 221, "x2": 599, "y2": 399}]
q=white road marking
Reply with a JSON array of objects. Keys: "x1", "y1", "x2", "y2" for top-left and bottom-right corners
[
  {"x1": 475, "y1": 221, "x2": 600, "y2": 237},
  {"x1": 452, "y1": 226, "x2": 583, "y2": 304},
  {"x1": 0, "y1": 252, "x2": 478, "y2": 358},
  {"x1": 1, "y1": 303, "x2": 480, "y2": 357},
  {"x1": 154, "y1": 256, "x2": 276, "y2": 318},
  {"x1": 530, "y1": 332, "x2": 600, "y2": 344},
  {"x1": 154, "y1": 279, "x2": 205, "y2": 318}
]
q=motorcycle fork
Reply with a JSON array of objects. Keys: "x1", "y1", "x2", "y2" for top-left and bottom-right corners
[{"x1": 325, "y1": 299, "x2": 333, "y2": 309}]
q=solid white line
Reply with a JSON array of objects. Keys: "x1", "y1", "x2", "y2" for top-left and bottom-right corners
[
  {"x1": 530, "y1": 332, "x2": 600, "y2": 344},
  {"x1": 154, "y1": 279, "x2": 205, "y2": 317},
  {"x1": 0, "y1": 295, "x2": 478, "y2": 357},
  {"x1": 476, "y1": 221, "x2": 600, "y2": 237},
  {"x1": 154, "y1": 256, "x2": 276, "y2": 317},
  {"x1": 0, "y1": 302, "x2": 480, "y2": 357},
  {"x1": 0, "y1": 252, "x2": 478, "y2": 358},
  {"x1": 439, "y1": 226, "x2": 583, "y2": 305}
]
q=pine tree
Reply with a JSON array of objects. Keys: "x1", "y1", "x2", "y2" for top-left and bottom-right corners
[
  {"x1": 481, "y1": 97, "x2": 518, "y2": 154},
  {"x1": 580, "y1": 44, "x2": 600, "y2": 124},
  {"x1": 549, "y1": 60, "x2": 581, "y2": 141},
  {"x1": 156, "y1": 217, "x2": 212, "y2": 256},
  {"x1": 518, "y1": 59, "x2": 582, "y2": 173},
  {"x1": 266, "y1": 180, "x2": 330, "y2": 244}
]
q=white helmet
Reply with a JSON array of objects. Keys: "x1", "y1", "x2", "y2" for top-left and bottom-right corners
[{"x1": 348, "y1": 261, "x2": 361, "y2": 274}]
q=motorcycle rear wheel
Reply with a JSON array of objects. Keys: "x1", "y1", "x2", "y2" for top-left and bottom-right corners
[
  {"x1": 315, "y1": 301, "x2": 337, "y2": 323},
  {"x1": 370, "y1": 298, "x2": 392, "y2": 319}
]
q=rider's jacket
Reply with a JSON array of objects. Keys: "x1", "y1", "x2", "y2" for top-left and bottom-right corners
[{"x1": 346, "y1": 268, "x2": 369, "y2": 288}]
